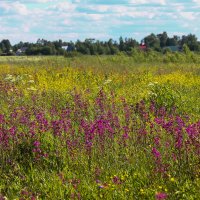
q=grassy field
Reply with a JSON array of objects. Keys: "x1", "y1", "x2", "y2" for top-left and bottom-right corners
[{"x1": 0, "y1": 55, "x2": 200, "y2": 199}]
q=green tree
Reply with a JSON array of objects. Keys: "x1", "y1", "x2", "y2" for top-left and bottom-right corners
[
  {"x1": 0, "y1": 39, "x2": 12, "y2": 53},
  {"x1": 41, "y1": 46, "x2": 53, "y2": 55},
  {"x1": 144, "y1": 33, "x2": 160, "y2": 51},
  {"x1": 166, "y1": 35, "x2": 180, "y2": 46},
  {"x1": 124, "y1": 38, "x2": 139, "y2": 51},
  {"x1": 157, "y1": 32, "x2": 168, "y2": 48},
  {"x1": 181, "y1": 34, "x2": 200, "y2": 51},
  {"x1": 119, "y1": 36, "x2": 125, "y2": 51}
]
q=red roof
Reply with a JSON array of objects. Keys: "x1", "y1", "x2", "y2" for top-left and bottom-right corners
[{"x1": 139, "y1": 44, "x2": 147, "y2": 50}]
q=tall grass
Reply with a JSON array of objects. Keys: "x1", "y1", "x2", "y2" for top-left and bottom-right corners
[{"x1": 0, "y1": 55, "x2": 200, "y2": 199}]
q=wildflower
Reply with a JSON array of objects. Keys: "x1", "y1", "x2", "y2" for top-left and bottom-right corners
[
  {"x1": 140, "y1": 189, "x2": 144, "y2": 194},
  {"x1": 125, "y1": 188, "x2": 129, "y2": 192},
  {"x1": 28, "y1": 80, "x2": 35, "y2": 83},
  {"x1": 122, "y1": 133, "x2": 129, "y2": 140},
  {"x1": 148, "y1": 82, "x2": 155, "y2": 87},
  {"x1": 96, "y1": 179, "x2": 101, "y2": 184},
  {"x1": 112, "y1": 175, "x2": 121, "y2": 185},
  {"x1": 156, "y1": 192, "x2": 168, "y2": 200},
  {"x1": 21, "y1": 190, "x2": 29, "y2": 196},
  {"x1": 154, "y1": 136, "x2": 160, "y2": 146},
  {"x1": 27, "y1": 86, "x2": 37, "y2": 91},
  {"x1": 104, "y1": 79, "x2": 112, "y2": 84},
  {"x1": 33, "y1": 141, "x2": 40, "y2": 147},
  {"x1": 152, "y1": 147, "x2": 161, "y2": 159},
  {"x1": 170, "y1": 177, "x2": 175, "y2": 182}
]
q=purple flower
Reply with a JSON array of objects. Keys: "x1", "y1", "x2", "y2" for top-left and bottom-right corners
[
  {"x1": 154, "y1": 136, "x2": 160, "y2": 146},
  {"x1": 156, "y1": 192, "x2": 168, "y2": 200},
  {"x1": 152, "y1": 147, "x2": 161, "y2": 159},
  {"x1": 154, "y1": 118, "x2": 164, "y2": 125},
  {"x1": 33, "y1": 141, "x2": 40, "y2": 147},
  {"x1": 122, "y1": 133, "x2": 129, "y2": 140},
  {"x1": 112, "y1": 176, "x2": 121, "y2": 185},
  {"x1": 96, "y1": 179, "x2": 101, "y2": 183}
]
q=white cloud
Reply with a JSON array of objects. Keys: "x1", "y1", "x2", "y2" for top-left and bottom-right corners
[
  {"x1": 34, "y1": 0, "x2": 54, "y2": 2},
  {"x1": 193, "y1": 0, "x2": 200, "y2": 4},
  {"x1": 89, "y1": 14, "x2": 104, "y2": 21},
  {"x1": 17, "y1": 0, "x2": 58, "y2": 3},
  {"x1": 49, "y1": 2, "x2": 76, "y2": 12},
  {"x1": 179, "y1": 12, "x2": 196, "y2": 20},
  {"x1": 0, "y1": 1, "x2": 29, "y2": 15},
  {"x1": 22, "y1": 24, "x2": 30, "y2": 33},
  {"x1": 129, "y1": 0, "x2": 166, "y2": 5},
  {"x1": 172, "y1": 3, "x2": 185, "y2": 12},
  {"x1": 87, "y1": 5, "x2": 110, "y2": 12}
]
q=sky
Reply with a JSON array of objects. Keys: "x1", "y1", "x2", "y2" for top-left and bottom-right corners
[{"x1": 0, "y1": 0, "x2": 200, "y2": 44}]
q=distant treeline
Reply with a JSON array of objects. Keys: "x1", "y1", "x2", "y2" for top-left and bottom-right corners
[{"x1": 0, "y1": 32, "x2": 200, "y2": 56}]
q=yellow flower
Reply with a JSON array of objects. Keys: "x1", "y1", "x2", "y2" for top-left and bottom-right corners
[
  {"x1": 125, "y1": 188, "x2": 129, "y2": 192},
  {"x1": 140, "y1": 189, "x2": 144, "y2": 194},
  {"x1": 124, "y1": 173, "x2": 129, "y2": 177},
  {"x1": 158, "y1": 186, "x2": 162, "y2": 189},
  {"x1": 170, "y1": 177, "x2": 175, "y2": 182},
  {"x1": 134, "y1": 173, "x2": 137, "y2": 176}
]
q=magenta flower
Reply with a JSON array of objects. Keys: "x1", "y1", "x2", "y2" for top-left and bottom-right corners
[
  {"x1": 112, "y1": 176, "x2": 122, "y2": 185},
  {"x1": 154, "y1": 136, "x2": 160, "y2": 146},
  {"x1": 156, "y1": 192, "x2": 168, "y2": 200},
  {"x1": 33, "y1": 141, "x2": 40, "y2": 147},
  {"x1": 152, "y1": 147, "x2": 161, "y2": 159}
]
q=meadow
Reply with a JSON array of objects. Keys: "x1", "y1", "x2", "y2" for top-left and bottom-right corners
[{"x1": 0, "y1": 55, "x2": 200, "y2": 199}]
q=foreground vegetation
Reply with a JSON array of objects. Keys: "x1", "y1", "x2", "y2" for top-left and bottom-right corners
[{"x1": 0, "y1": 55, "x2": 200, "y2": 199}]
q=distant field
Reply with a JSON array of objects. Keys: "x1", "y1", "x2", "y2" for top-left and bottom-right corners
[{"x1": 0, "y1": 56, "x2": 200, "y2": 199}]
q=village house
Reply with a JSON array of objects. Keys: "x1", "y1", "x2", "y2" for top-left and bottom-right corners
[
  {"x1": 163, "y1": 45, "x2": 182, "y2": 52},
  {"x1": 16, "y1": 47, "x2": 28, "y2": 56},
  {"x1": 139, "y1": 44, "x2": 147, "y2": 51},
  {"x1": 139, "y1": 40, "x2": 147, "y2": 51},
  {"x1": 62, "y1": 45, "x2": 75, "y2": 52}
]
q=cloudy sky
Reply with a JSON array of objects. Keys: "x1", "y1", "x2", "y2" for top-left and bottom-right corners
[{"x1": 0, "y1": 0, "x2": 200, "y2": 44}]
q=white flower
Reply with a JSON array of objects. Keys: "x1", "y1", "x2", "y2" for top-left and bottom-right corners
[
  {"x1": 27, "y1": 86, "x2": 37, "y2": 91},
  {"x1": 104, "y1": 79, "x2": 112, "y2": 85},
  {"x1": 28, "y1": 80, "x2": 35, "y2": 83}
]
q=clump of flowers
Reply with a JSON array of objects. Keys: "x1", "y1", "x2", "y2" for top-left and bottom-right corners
[{"x1": 155, "y1": 192, "x2": 168, "y2": 200}]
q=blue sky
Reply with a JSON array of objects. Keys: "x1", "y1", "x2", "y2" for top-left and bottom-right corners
[{"x1": 0, "y1": 0, "x2": 200, "y2": 44}]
